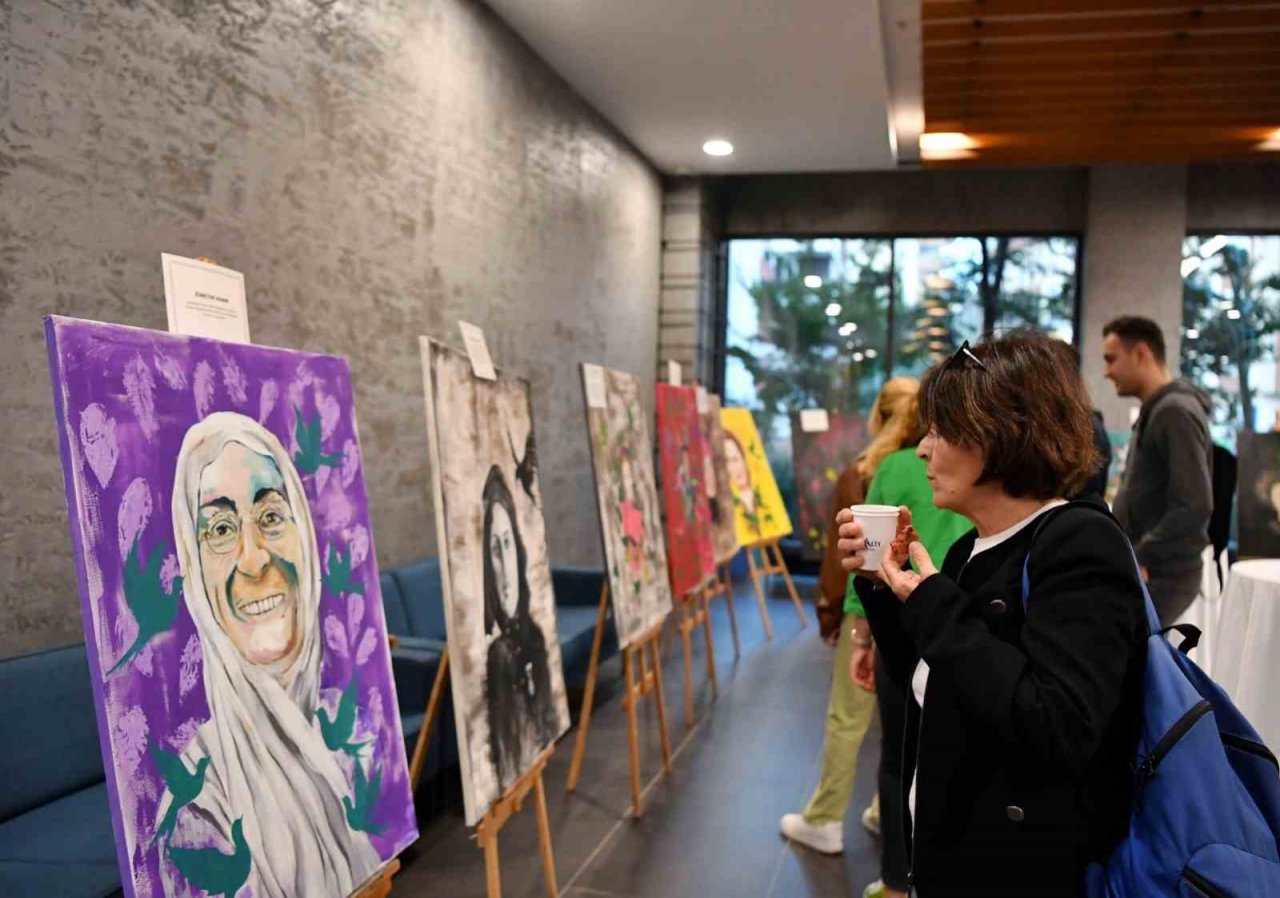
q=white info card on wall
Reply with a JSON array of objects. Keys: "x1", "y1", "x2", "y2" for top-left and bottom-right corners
[{"x1": 161, "y1": 254, "x2": 251, "y2": 344}]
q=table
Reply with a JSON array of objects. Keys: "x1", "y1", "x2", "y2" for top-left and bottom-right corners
[{"x1": 1211, "y1": 559, "x2": 1280, "y2": 751}]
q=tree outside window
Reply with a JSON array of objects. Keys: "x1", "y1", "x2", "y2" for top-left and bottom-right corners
[{"x1": 1181, "y1": 235, "x2": 1280, "y2": 449}]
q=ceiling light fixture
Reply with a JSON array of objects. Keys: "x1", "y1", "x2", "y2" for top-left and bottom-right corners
[
  {"x1": 837, "y1": 322, "x2": 856, "y2": 337},
  {"x1": 825, "y1": 302, "x2": 842, "y2": 317},
  {"x1": 1227, "y1": 309, "x2": 1242, "y2": 320},
  {"x1": 702, "y1": 139, "x2": 734, "y2": 157},
  {"x1": 865, "y1": 348, "x2": 878, "y2": 359},
  {"x1": 804, "y1": 275, "x2": 823, "y2": 289},
  {"x1": 920, "y1": 132, "x2": 977, "y2": 161},
  {"x1": 1186, "y1": 328, "x2": 1200, "y2": 340},
  {"x1": 1257, "y1": 129, "x2": 1280, "y2": 151},
  {"x1": 852, "y1": 352, "x2": 865, "y2": 362}
]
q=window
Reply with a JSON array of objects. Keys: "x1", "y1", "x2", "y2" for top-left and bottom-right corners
[
  {"x1": 723, "y1": 234, "x2": 1080, "y2": 522},
  {"x1": 1182, "y1": 234, "x2": 1280, "y2": 448}
]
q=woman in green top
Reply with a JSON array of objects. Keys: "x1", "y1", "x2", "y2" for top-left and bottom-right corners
[
  {"x1": 856, "y1": 445, "x2": 971, "y2": 898},
  {"x1": 782, "y1": 377, "x2": 943, "y2": 857}
]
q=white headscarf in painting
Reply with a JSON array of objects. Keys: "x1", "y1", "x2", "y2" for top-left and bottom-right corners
[{"x1": 159, "y1": 412, "x2": 378, "y2": 898}]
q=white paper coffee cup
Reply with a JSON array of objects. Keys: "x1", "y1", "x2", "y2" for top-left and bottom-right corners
[{"x1": 850, "y1": 504, "x2": 899, "y2": 571}]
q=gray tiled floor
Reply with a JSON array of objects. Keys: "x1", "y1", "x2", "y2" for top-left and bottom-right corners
[{"x1": 393, "y1": 574, "x2": 884, "y2": 898}]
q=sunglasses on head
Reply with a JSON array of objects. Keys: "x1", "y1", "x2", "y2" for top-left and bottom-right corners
[{"x1": 943, "y1": 339, "x2": 988, "y2": 372}]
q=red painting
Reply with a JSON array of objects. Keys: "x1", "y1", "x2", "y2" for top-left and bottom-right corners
[{"x1": 656, "y1": 384, "x2": 716, "y2": 596}]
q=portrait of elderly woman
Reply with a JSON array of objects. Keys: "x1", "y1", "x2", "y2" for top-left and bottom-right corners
[
  {"x1": 482, "y1": 466, "x2": 559, "y2": 789},
  {"x1": 163, "y1": 411, "x2": 379, "y2": 898}
]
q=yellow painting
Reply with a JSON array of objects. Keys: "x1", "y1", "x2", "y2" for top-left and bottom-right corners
[{"x1": 719, "y1": 407, "x2": 793, "y2": 546}]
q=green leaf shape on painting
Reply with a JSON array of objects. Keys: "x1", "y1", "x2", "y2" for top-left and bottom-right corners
[
  {"x1": 291, "y1": 405, "x2": 343, "y2": 475},
  {"x1": 343, "y1": 759, "x2": 384, "y2": 835},
  {"x1": 168, "y1": 817, "x2": 251, "y2": 898},
  {"x1": 322, "y1": 543, "x2": 364, "y2": 597},
  {"x1": 150, "y1": 741, "x2": 210, "y2": 845},
  {"x1": 318, "y1": 671, "x2": 368, "y2": 757},
  {"x1": 109, "y1": 536, "x2": 182, "y2": 676}
]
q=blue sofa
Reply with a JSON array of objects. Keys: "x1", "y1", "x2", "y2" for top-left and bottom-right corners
[
  {"x1": 0, "y1": 645, "x2": 120, "y2": 898},
  {"x1": 0, "y1": 562, "x2": 611, "y2": 898}
]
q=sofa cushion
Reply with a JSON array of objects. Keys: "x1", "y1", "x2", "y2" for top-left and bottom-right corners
[
  {"x1": 0, "y1": 645, "x2": 104, "y2": 821},
  {"x1": 391, "y1": 560, "x2": 448, "y2": 641},
  {"x1": 379, "y1": 572, "x2": 411, "y2": 637},
  {"x1": 551, "y1": 566, "x2": 606, "y2": 607},
  {"x1": 0, "y1": 781, "x2": 119, "y2": 897},
  {"x1": 556, "y1": 604, "x2": 615, "y2": 687}
]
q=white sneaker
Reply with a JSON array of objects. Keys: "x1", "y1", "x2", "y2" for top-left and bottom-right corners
[
  {"x1": 861, "y1": 802, "x2": 881, "y2": 837},
  {"x1": 779, "y1": 813, "x2": 843, "y2": 854}
]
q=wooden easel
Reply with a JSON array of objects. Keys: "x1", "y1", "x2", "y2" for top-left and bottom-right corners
[
  {"x1": 703, "y1": 559, "x2": 742, "y2": 656},
  {"x1": 407, "y1": 649, "x2": 558, "y2": 898},
  {"x1": 744, "y1": 539, "x2": 808, "y2": 631},
  {"x1": 476, "y1": 749, "x2": 558, "y2": 898},
  {"x1": 352, "y1": 859, "x2": 401, "y2": 898},
  {"x1": 674, "y1": 582, "x2": 719, "y2": 725},
  {"x1": 566, "y1": 583, "x2": 673, "y2": 818}
]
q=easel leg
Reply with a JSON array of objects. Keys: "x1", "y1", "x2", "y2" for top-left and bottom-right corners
[
  {"x1": 700, "y1": 588, "x2": 719, "y2": 700},
  {"x1": 647, "y1": 636, "x2": 673, "y2": 772},
  {"x1": 410, "y1": 648, "x2": 451, "y2": 792},
  {"x1": 622, "y1": 648, "x2": 644, "y2": 818},
  {"x1": 770, "y1": 540, "x2": 808, "y2": 627},
  {"x1": 746, "y1": 545, "x2": 775, "y2": 641},
  {"x1": 679, "y1": 599, "x2": 695, "y2": 726},
  {"x1": 483, "y1": 833, "x2": 501, "y2": 898},
  {"x1": 567, "y1": 584, "x2": 610, "y2": 793},
  {"x1": 720, "y1": 563, "x2": 742, "y2": 658},
  {"x1": 533, "y1": 771, "x2": 558, "y2": 898}
]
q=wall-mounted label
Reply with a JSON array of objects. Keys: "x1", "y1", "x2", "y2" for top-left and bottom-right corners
[
  {"x1": 583, "y1": 363, "x2": 607, "y2": 409},
  {"x1": 458, "y1": 320, "x2": 497, "y2": 381},
  {"x1": 667, "y1": 359, "x2": 682, "y2": 386},
  {"x1": 161, "y1": 253, "x2": 250, "y2": 344},
  {"x1": 799, "y1": 408, "x2": 831, "y2": 433}
]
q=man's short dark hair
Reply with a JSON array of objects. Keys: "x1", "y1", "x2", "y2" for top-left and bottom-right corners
[{"x1": 1103, "y1": 315, "x2": 1166, "y2": 365}]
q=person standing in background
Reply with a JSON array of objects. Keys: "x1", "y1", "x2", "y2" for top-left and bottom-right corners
[
  {"x1": 1103, "y1": 315, "x2": 1213, "y2": 625},
  {"x1": 855, "y1": 425, "x2": 971, "y2": 898},
  {"x1": 780, "y1": 377, "x2": 921, "y2": 856}
]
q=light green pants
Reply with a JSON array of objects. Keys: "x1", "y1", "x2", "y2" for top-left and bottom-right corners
[{"x1": 803, "y1": 612, "x2": 878, "y2": 825}]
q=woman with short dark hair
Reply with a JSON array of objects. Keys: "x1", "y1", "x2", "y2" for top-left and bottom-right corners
[{"x1": 836, "y1": 330, "x2": 1148, "y2": 898}]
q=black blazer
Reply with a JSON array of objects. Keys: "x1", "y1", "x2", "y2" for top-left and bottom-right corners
[{"x1": 857, "y1": 498, "x2": 1148, "y2": 898}]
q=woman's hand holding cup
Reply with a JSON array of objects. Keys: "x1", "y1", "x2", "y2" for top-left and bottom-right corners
[{"x1": 837, "y1": 505, "x2": 935, "y2": 601}]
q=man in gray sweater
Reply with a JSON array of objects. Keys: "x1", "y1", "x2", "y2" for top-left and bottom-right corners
[{"x1": 1103, "y1": 315, "x2": 1213, "y2": 625}]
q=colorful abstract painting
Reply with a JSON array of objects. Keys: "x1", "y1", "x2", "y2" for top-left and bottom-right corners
[
  {"x1": 720, "y1": 407, "x2": 793, "y2": 546},
  {"x1": 420, "y1": 339, "x2": 570, "y2": 825},
  {"x1": 655, "y1": 384, "x2": 716, "y2": 596},
  {"x1": 700, "y1": 393, "x2": 740, "y2": 565},
  {"x1": 790, "y1": 411, "x2": 869, "y2": 560},
  {"x1": 44, "y1": 317, "x2": 416, "y2": 898},
  {"x1": 1237, "y1": 430, "x2": 1280, "y2": 558},
  {"x1": 581, "y1": 364, "x2": 673, "y2": 647}
]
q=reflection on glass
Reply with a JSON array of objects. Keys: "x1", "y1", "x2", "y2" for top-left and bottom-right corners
[{"x1": 1181, "y1": 234, "x2": 1280, "y2": 448}]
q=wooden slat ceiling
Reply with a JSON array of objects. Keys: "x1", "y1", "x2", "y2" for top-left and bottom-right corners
[{"x1": 921, "y1": 0, "x2": 1280, "y2": 165}]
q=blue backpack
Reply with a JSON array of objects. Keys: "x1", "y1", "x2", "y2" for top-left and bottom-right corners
[{"x1": 1022, "y1": 507, "x2": 1280, "y2": 898}]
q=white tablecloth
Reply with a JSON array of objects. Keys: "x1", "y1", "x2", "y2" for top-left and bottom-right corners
[{"x1": 1210, "y1": 559, "x2": 1280, "y2": 750}]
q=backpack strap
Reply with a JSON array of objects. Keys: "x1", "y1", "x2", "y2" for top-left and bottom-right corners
[{"x1": 1019, "y1": 501, "x2": 1164, "y2": 639}]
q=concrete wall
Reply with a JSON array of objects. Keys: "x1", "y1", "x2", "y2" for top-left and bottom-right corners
[{"x1": 0, "y1": 0, "x2": 662, "y2": 657}]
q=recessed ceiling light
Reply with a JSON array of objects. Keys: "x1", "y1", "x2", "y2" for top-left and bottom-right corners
[
  {"x1": 702, "y1": 139, "x2": 734, "y2": 157},
  {"x1": 920, "y1": 132, "x2": 977, "y2": 160},
  {"x1": 804, "y1": 275, "x2": 823, "y2": 289}
]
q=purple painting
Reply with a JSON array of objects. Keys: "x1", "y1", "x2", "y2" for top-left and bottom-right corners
[{"x1": 44, "y1": 317, "x2": 416, "y2": 898}]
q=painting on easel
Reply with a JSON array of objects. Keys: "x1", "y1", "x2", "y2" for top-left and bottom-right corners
[
  {"x1": 420, "y1": 339, "x2": 570, "y2": 826},
  {"x1": 655, "y1": 384, "x2": 715, "y2": 596},
  {"x1": 790, "y1": 410, "x2": 868, "y2": 561},
  {"x1": 700, "y1": 393, "x2": 740, "y2": 565},
  {"x1": 44, "y1": 317, "x2": 417, "y2": 898},
  {"x1": 581, "y1": 364, "x2": 674, "y2": 647},
  {"x1": 1237, "y1": 429, "x2": 1280, "y2": 559},
  {"x1": 720, "y1": 407, "x2": 793, "y2": 546}
]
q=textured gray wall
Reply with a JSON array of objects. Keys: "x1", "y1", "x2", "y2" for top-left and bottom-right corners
[{"x1": 0, "y1": 0, "x2": 662, "y2": 657}]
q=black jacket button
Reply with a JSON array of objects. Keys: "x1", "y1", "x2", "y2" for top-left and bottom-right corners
[
  {"x1": 989, "y1": 598, "x2": 1008, "y2": 614},
  {"x1": 1006, "y1": 805, "x2": 1025, "y2": 823}
]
